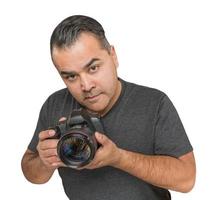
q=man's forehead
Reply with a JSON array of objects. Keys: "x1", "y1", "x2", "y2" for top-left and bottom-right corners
[
  {"x1": 52, "y1": 39, "x2": 103, "y2": 59},
  {"x1": 52, "y1": 34, "x2": 109, "y2": 71}
]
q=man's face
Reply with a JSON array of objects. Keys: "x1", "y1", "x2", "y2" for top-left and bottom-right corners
[{"x1": 52, "y1": 33, "x2": 121, "y2": 116}]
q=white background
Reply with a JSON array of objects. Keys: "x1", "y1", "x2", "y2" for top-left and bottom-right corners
[{"x1": 0, "y1": 0, "x2": 216, "y2": 199}]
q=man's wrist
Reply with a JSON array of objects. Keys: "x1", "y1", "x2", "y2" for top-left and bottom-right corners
[
  {"x1": 38, "y1": 156, "x2": 56, "y2": 172},
  {"x1": 112, "y1": 148, "x2": 128, "y2": 169}
]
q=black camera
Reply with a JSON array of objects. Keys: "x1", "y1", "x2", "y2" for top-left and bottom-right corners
[{"x1": 51, "y1": 109, "x2": 104, "y2": 168}]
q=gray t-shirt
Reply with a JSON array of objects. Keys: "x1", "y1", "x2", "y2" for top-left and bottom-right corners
[{"x1": 28, "y1": 79, "x2": 193, "y2": 200}]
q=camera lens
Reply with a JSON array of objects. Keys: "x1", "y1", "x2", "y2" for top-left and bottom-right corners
[
  {"x1": 62, "y1": 136, "x2": 91, "y2": 161},
  {"x1": 57, "y1": 131, "x2": 97, "y2": 168}
]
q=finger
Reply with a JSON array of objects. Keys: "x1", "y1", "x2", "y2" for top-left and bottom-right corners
[
  {"x1": 76, "y1": 160, "x2": 96, "y2": 170},
  {"x1": 40, "y1": 139, "x2": 58, "y2": 150},
  {"x1": 52, "y1": 161, "x2": 66, "y2": 168},
  {"x1": 95, "y1": 132, "x2": 109, "y2": 146},
  {"x1": 85, "y1": 160, "x2": 103, "y2": 170},
  {"x1": 80, "y1": 154, "x2": 102, "y2": 169},
  {"x1": 42, "y1": 148, "x2": 58, "y2": 157},
  {"x1": 39, "y1": 130, "x2": 56, "y2": 141},
  {"x1": 47, "y1": 156, "x2": 62, "y2": 164},
  {"x1": 77, "y1": 163, "x2": 93, "y2": 170}
]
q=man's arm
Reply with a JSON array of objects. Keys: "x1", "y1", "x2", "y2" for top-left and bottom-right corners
[
  {"x1": 21, "y1": 149, "x2": 56, "y2": 184},
  {"x1": 82, "y1": 132, "x2": 196, "y2": 193},
  {"x1": 115, "y1": 150, "x2": 196, "y2": 193}
]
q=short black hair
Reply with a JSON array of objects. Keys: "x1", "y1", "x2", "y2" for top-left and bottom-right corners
[{"x1": 50, "y1": 15, "x2": 110, "y2": 54}]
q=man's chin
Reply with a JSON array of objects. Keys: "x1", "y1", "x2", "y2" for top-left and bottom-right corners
[
  {"x1": 81, "y1": 97, "x2": 109, "y2": 115},
  {"x1": 86, "y1": 106, "x2": 104, "y2": 114},
  {"x1": 84, "y1": 104, "x2": 106, "y2": 115}
]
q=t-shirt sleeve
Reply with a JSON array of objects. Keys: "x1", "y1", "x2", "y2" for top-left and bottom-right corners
[
  {"x1": 28, "y1": 99, "x2": 50, "y2": 152},
  {"x1": 154, "y1": 95, "x2": 193, "y2": 158}
]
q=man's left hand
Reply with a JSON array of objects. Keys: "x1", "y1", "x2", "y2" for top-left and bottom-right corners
[{"x1": 78, "y1": 132, "x2": 122, "y2": 170}]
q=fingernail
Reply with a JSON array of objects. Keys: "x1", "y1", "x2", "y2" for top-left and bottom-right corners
[
  {"x1": 49, "y1": 130, "x2": 55, "y2": 136},
  {"x1": 59, "y1": 117, "x2": 66, "y2": 122},
  {"x1": 96, "y1": 132, "x2": 102, "y2": 139}
]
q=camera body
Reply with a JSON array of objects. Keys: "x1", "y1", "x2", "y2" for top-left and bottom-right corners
[{"x1": 52, "y1": 108, "x2": 104, "y2": 168}]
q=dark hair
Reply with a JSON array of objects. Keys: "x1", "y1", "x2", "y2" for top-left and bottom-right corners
[{"x1": 50, "y1": 15, "x2": 110, "y2": 54}]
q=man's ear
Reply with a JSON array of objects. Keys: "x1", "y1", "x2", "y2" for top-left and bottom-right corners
[{"x1": 110, "y1": 45, "x2": 119, "y2": 68}]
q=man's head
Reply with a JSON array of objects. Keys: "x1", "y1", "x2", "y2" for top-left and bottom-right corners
[
  {"x1": 50, "y1": 15, "x2": 111, "y2": 54},
  {"x1": 50, "y1": 15, "x2": 121, "y2": 116}
]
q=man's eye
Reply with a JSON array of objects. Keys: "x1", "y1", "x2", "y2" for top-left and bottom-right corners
[
  {"x1": 65, "y1": 74, "x2": 77, "y2": 81},
  {"x1": 89, "y1": 65, "x2": 99, "y2": 73}
]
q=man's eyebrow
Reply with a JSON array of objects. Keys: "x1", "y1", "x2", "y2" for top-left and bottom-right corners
[
  {"x1": 83, "y1": 58, "x2": 100, "y2": 68},
  {"x1": 60, "y1": 58, "x2": 100, "y2": 76},
  {"x1": 60, "y1": 71, "x2": 76, "y2": 76}
]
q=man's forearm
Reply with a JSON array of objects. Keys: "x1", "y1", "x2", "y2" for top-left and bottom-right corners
[
  {"x1": 21, "y1": 152, "x2": 55, "y2": 184},
  {"x1": 114, "y1": 149, "x2": 195, "y2": 193}
]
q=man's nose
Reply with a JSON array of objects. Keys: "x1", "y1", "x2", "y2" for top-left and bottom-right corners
[{"x1": 80, "y1": 75, "x2": 95, "y2": 92}]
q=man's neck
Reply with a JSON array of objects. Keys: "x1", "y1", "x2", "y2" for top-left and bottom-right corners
[{"x1": 99, "y1": 79, "x2": 122, "y2": 117}]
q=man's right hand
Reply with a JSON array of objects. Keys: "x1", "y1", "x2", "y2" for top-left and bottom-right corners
[{"x1": 36, "y1": 130, "x2": 64, "y2": 169}]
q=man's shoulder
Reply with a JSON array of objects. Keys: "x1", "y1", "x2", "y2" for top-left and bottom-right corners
[
  {"x1": 124, "y1": 80, "x2": 166, "y2": 102},
  {"x1": 44, "y1": 88, "x2": 71, "y2": 106},
  {"x1": 48, "y1": 88, "x2": 69, "y2": 99}
]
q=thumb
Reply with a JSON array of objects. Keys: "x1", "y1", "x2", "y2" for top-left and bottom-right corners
[
  {"x1": 59, "y1": 117, "x2": 67, "y2": 122},
  {"x1": 95, "y1": 132, "x2": 108, "y2": 145},
  {"x1": 39, "y1": 130, "x2": 56, "y2": 141}
]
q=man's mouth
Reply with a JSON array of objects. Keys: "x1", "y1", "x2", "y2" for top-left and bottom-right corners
[{"x1": 84, "y1": 93, "x2": 101, "y2": 101}]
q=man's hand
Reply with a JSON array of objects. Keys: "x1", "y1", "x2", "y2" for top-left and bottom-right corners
[
  {"x1": 79, "y1": 132, "x2": 122, "y2": 170},
  {"x1": 36, "y1": 129, "x2": 65, "y2": 169},
  {"x1": 21, "y1": 130, "x2": 63, "y2": 184}
]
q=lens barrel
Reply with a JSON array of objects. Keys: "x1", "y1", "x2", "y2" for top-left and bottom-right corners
[{"x1": 57, "y1": 129, "x2": 98, "y2": 168}]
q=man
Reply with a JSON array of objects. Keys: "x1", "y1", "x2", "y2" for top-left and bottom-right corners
[{"x1": 21, "y1": 15, "x2": 196, "y2": 200}]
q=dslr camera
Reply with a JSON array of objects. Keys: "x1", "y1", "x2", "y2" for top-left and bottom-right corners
[{"x1": 50, "y1": 108, "x2": 104, "y2": 168}]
